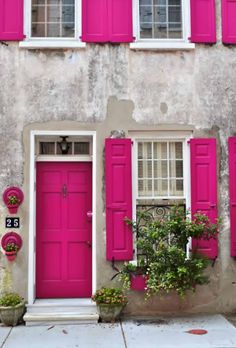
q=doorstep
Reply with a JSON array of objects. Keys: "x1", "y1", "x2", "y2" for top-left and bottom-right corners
[{"x1": 24, "y1": 299, "x2": 99, "y2": 326}]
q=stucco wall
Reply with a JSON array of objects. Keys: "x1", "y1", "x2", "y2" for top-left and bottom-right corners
[{"x1": 1, "y1": 4, "x2": 236, "y2": 314}]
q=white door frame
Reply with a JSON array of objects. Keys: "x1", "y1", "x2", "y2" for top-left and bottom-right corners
[{"x1": 28, "y1": 130, "x2": 97, "y2": 305}]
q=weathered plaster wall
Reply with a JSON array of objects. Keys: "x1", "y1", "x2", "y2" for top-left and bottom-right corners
[{"x1": 1, "y1": 3, "x2": 236, "y2": 314}]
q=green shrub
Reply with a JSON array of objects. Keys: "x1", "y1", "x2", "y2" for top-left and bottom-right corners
[
  {"x1": 0, "y1": 293, "x2": 23, "y2": 307},
  {"x1": 92, "y1": 287, "x2": 127, "y2": 305}
]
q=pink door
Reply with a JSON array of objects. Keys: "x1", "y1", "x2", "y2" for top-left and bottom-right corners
[{"x1": 36, "y1": 162, "x2": 92, "y2": 298}]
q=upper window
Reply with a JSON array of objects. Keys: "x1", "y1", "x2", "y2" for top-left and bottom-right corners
[
  {"x1": 31, "y1": 0, "x2": 75, "y2": 38},
  {"x1": 131, "y1": 0, "x2": 194, "y2": 49},
  {"x1": 20, "y1": 0, "x2": 84, "y2": 48},
  {"x1": 139, "y1": 0, "x2": 182, "y2": 40}
]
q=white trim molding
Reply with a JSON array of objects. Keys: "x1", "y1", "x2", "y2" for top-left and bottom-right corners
[
  {"x1": 21, "y1": 0, "x2": 85, "y2": 49},
  {"x1": 131, "y1": 0, "x2": 194, "y2": 51},
  {"x1": 28, "y1": 130, "x2": 97, "y2": 305}
]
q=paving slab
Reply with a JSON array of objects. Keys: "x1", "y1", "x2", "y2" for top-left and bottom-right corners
[
  {"x1": 2, "y1": 323, "x2": 124, "y2": 348},
  {"x1": 0, "y1": 326, "x2": 11, "y2": 347},
  {"x1": 122, "y1": 315, "x2": 236, "y2": 348}
]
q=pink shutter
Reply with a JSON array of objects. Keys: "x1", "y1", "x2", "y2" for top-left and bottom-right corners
[
  {"x1": 229, "y1": 138, "x2": 236, "y2": 256},
  {"x1": 0, "y1": 0, "x2": 24, "y2": 41},
  {"x1": 108, "y1": 0, "x2": 133, "y2": 42},
  {"x1": 190, "y1": 0, "x2": 216, "y2": 43},
  {"x1": 190, "y1": 138, "x2": 218, "y2": 259},
  {"x1": 105, "y1": 138, "x2": 133, "y2": 261},
  {"x1": 81, "y1": 0, "x2": 108, "y2": 42},
  {"x1": 222, "y1": 0, "x2": 236, "y2": 44}
]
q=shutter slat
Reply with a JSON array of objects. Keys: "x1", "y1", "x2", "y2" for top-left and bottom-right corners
[
  {"x1": 0, "y1": 0, "x2": 24, "y2": 41},
  {"x1": 229, "y1": 137, "x2": 236, "y2": 256},
  {"x1": 105, "y1": 138, "x2": 133, "y2": 261},
  {"x1": 190, "y1": 138, "x2": 218, "y2": 259},
  {"x1": 222, "y1": 0, "x2": 236, "y2": 44},
  {"x1": 190, "y1": 0, "x2": 216, "y2": 43}
]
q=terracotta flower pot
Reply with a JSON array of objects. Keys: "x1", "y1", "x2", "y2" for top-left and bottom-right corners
[
  {"x1": 131, "y1": 274, "x2": 148, "y2": 291},
  {"x1": 5, "y1": 251, "x2": 17, "y2": 261},
  {"x1": 0, "y1": 302, "x2": 25, "y2": 326},
  {"x1": 97, "y1": 304, "x2": 125, "y2": 323}
]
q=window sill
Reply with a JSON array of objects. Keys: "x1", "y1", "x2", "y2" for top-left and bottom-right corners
[
  {"x1": 19, "y1": 40, "x2": 86, "y2": 49},
  {"x1": 130, "y1": 41, "x2": 195, "y2": 51}
]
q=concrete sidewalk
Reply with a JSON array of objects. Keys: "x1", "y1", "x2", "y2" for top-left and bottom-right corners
[{"x1": 1, "y1": 315, "x2": 236, "y2": 348}]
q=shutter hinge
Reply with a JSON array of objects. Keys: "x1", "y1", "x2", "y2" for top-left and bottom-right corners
[
  {"x1": 0, "y1": 41, "x2": 8, "y2": 46},
  {"x1": 131, "y1": 140, "x2": 134, "y2": 145},
  {"x1": 187, "y1": 140, "x2": 191, "y2": 144}
]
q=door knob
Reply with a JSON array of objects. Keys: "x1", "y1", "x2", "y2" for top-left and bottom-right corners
[{"x1": 62, "y1": 184, "x2": 67, "y2": 198}]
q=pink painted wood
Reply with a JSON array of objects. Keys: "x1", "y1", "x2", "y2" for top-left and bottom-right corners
[
  {"x1": 190, "y1": 138, "x2": 218, "y2": 259},
  {"x1": 108, "y1": 0, "x2": 133, "y2": 42},
  {"x1": 36, "y1": 162, "x2": 92, "y2": 298},
  {"x1": 130, "y1": 275, "x2": 148, "y2": 291},
  {"x1": 228, "y1": 138, "x2": 236, "y2": 256},
  {"x1": 81, "y1": 0, "x2": 108, "y2": 42},
  {"x1": 190, "y1": 0, "x2": 216, "y2": 43},
  {"x1": 82, "y1": 0, "x2": 133, "y2": 42},
  {"x1": 222, "y1": 0, "x2": 236, "y2": 44},
  {"x1": 105, "y1": 138, "x2": 133, "y2": 261},
  {"x1": 0, "y1": 0, "x2": 24, "y2": 40}
]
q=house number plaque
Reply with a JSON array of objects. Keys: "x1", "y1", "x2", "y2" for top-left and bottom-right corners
[{"x1": 5, "y1": 218, "x2": 20, "y2": 228}]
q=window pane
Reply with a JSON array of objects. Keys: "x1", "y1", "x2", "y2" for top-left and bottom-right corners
[
  {"x1": 169, "y1": 23, "x2": 182, "y2": 38},
  {"x1": 138, "y1": 142, "x2": 152, "y2": 159},
  {"x1": 168, "y1": 6, "x2": 181, "y2": 23},
  {"x1": 154, "y1": 161, "x2": 167, "y2": 178},
  {"x1": 140, "y1": 26, "x2": 153, "y2": 38},
  {"x1": 169, "y1": 160, "x2": 183, "y2": 178},
  {"x1": 154, "y1": 23, "x2": 167, "y2": 39},
  {"x1": 154, "y1": 0, "x2": 166, "y2": 5},
  {"x1": 32, "y1": 23, "x2": 45, "y2": 37},
  {"x1": 40, "y1": 142, "x2": 55, "y2": 154},
  {"x1": 31, "y1": 0, "x2": 75, "y2": 38},
  {"x1": 140, "y1": 0, "x2": 152, "y2": 4},
  {"x1": 139, "y1": 161, "x2": 152, "y2": 178},
  {"x1": 153, "y1": 142, "x2": 167, "y2": 159},
  {"x1": 154, "y1": 179, "x2": 168, "y2": 196},
  {"x1": 169, "y1": 0, "x2": 181, "y2": 4},
  {"x1": 74, "y1": 142, "x2": 90, "y2": 155},
  {"x1": 169, "y1": 142, "x2": 183, "y2": 159},
  {"x1": 138, "y1": 180, "x2": 152, "y2": 197},
  {"x1": 140, "y1": 6, "x2": 153, "y2": 23},
  {"x1": 170, "y1": 179, "x2": 183, "y2": 196},
  {"x1": 154, "y1": 6, "x2": 166, "y2": 23}
]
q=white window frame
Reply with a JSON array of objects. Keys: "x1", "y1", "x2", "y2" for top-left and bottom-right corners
[
  {"x1": 20, "y1": 0, "x2": 86, "y2": 49},
  {"x1": 130, "y1": 0, "x2": 194, "y2": 50},
  {"x1": 131, "y1": 131, "x2": 192, "y2": 258}
]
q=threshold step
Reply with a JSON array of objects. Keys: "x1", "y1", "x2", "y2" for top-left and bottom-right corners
[{"x1": 24, "y1": 313, "x2": 99, "y2": 326}]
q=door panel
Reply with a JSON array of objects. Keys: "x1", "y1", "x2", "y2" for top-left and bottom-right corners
[{"x1": 36, "y1": 162, "x2": 92, "y2": 298}]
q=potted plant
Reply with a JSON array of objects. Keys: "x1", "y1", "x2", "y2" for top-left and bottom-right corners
[
  {"x1": 4, "y1": 243, "x2": 19, "y2": 261},
  {"x1": 0, "y1": 293, "x2": 25, "y2": 326},
  {"x1": 118, "y1": 262, "x2": 148, "y2": 291},
  {"x1": 118, "y1": 206, "x2": 220, "y2": 298},
  {"x1": 7, "y1": 195, "x2": 21, "y2": 214},
  {"x1": 92, "y1": 287, "x2": 128, "y2": 322}
]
